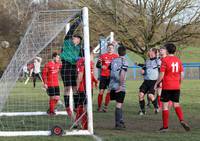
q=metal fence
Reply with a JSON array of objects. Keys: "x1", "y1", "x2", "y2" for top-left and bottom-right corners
[{"x1": 127, "y1": 63, "x2": 200, "y2": 80}]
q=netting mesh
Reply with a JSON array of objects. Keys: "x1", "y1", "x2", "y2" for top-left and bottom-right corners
[{"x1": 0, "y1": 8, "x2": 92, "y2": 136}]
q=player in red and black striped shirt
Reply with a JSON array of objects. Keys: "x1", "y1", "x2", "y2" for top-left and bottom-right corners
[
  {"x1": 155, "y1": 43, "x2": 190, "y2": 132},
  {"x1": 42, "y1": 52, "x2": 62, "y2": 115}
]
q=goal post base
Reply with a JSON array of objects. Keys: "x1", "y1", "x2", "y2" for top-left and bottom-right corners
[
  {"x1": 0, "y1": 111, "x2": 67, "y2": 117},
  {"x1": 0, "y1": 130, "x2": 92, "y2": 137}
]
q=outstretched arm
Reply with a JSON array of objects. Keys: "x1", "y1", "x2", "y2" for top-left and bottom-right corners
[
  {"x1": 64, "y1": 17, "x2": 82, "y2": 40},
  {"x1": 35, "y1": 57, "x2": 42, "y2": 63}
]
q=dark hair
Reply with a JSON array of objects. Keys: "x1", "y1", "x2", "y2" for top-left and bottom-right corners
[
  {"x1": 164, "y1": 43, "x2": 176, "y2": 54},
  {"x1": 73, "y1": 34, "x2": 82, "y2": 41},
  {"x1": 118, "y1": 45, "x2": 126, "y2": 56},
  {"x1": 52, "y1": 52, "x2": 58, "y2": 58},
  {"x1": 149, "y1": 48, "x2": 157, "y2": 54},
  {"x1": 107, "y1": 43, "x2": 114, "y2": 47}
]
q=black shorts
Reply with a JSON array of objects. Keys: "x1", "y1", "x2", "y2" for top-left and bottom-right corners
[
  {"x1": 77, "y1": 92, "x2": 87, "y2": 105},
  {"x1": 110, "y1": 90, "x2": 126, "y2": 103},
  {"x1": 61, "y1": 60, "x2": 77, "y2": 87},
  {"x1": 139, "y1": 80, "x2": 157, "y2": 95},
  {"x1": 47, "y1": 87, "x2": 60, "y2": 96},
  {"x1": 99, "y1": 76, "x2": 110, "y2": 89},
  {"x1": 32, "y1": 72, "x2": 42, "y2": 80},
  {"x1": 161, "y1": 90, "x2": 180, "y2": 102}
]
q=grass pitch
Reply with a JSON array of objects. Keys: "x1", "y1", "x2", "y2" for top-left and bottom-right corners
[{"x1": 0, "y1": 80, "x2": 200, "y2": 141}]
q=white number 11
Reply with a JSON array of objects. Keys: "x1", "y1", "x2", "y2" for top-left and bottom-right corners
[{"x1": 171, "y1": 62, "x2": 179, "y2": 72}]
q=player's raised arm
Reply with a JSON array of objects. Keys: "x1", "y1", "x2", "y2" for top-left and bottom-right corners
[
  {"x1": 35, "y1": 56, "x2": 42, "y2": 63},
  {"x1": 64, "y1": 17, "x2": 82, "y2": 40}
]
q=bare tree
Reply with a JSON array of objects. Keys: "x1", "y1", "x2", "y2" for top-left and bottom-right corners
[{"x1": 79, "y1": 0, "x2": 200, "y2": 59}]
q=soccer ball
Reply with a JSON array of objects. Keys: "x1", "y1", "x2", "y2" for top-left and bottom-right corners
[{"x1": 1, "y1": 41, "x2": 10, "y2": 49}]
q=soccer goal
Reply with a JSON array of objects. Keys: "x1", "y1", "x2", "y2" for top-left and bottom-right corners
[{"x1": 0, "y1": 7, "x2": 93, "y2": 136}]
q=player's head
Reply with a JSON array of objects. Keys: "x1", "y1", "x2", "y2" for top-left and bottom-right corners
[
  {"x1": 160, "y1": 46, "x2": 167, "y2": 58},
  {"x1": 148, "y1": 48, "x2": 157, "y2": 58},
  {"x1": 107, "y1": 43, "x2": 115, "y2": 54},
  {"x1": 118, "y1": 45, "x2": 126, "y2": 56},
  {"x1": 164, "y1": 43, "x2": 176, "y2": 54},
  {"x1": 72, "y1": 34, "x2": 82, "y2": 45},
  {"x1": 52, "y1": 52, "x2": 60, "y2": 62}
]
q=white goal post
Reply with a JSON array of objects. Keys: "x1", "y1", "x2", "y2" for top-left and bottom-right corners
[{"x1": 0, "y1": 7, "x2": 93, "y2": 136}]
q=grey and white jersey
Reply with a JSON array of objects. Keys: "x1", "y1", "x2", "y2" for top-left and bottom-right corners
[
  {"x1": 144, "y1": 58, "x2": 161, "y2": 80},
  {"x1": 109, "y1": 56, "x2": 128, "y2": 92}
]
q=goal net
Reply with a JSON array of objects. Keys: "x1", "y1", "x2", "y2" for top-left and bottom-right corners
[{"x1": 0, "y1": 7, "x2": 93, "y2": 136}]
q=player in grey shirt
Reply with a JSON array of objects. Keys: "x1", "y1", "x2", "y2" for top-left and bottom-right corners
[
  {"x1": 137, "y1": 48, "x2": 160, "y2": 115},
  {"x1": 109, "y1": 45, "x2": 128, "y2": 129}
]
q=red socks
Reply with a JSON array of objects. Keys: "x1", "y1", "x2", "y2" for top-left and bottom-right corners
[
  {"x1": 75, "y1": 105, "x2": 88, "y2": 129},
  {"x1": 82, "y1": 112, "x2": 88, "y2": 129},
  {"x1": 66, "y1": 107, "x2": 72, "y2": 118},
  {"x1": 162, "y1": 107, "x2": 184, "y2": 129},
  {"x1": 49, "y1": 99, "x2": 55, "y2": 113},
  {"x1": 98, "y1": 92, "x2": 110, "y2": 109},
  {"x1": 75, "y1": 105, "x2": 82, "y2": 122},
  {"x1": 162, "y1": 110, "x2": 169, "y2": 128},
  {"x1": 175, "y1": 106, "x2": 184, "y2": 121},
  {"x1": 105, "y1": 92, "x2": 110, "y2": 107},
  {"x1": 98, "y1": 94, "x2": 103, "y2": 109}
]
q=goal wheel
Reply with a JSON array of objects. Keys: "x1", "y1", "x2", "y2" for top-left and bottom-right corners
[{"x1": 51, "y1": 125, "x2": 64, "y2": 136}]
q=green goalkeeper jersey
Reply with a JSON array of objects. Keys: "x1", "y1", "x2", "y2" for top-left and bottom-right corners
[{"x1": 60, "y1": 39, "x2": 81, "y2": 65}]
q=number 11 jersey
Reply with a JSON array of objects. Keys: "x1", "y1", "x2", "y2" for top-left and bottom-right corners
[{"x1": 160, "y1": 56, "x2": 184, "y2": 90}]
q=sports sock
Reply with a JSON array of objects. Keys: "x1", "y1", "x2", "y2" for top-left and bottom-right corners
[
  {"x1": 81, "y1": 107, "x2": 88, "y2": 129},
  {"x1": 152, "y1": 99, "x2": 158, "y2": 109},
  {"x1": 139, "y1": 100, "x2": 145, "y2": 112},
  {"x1": 105, "y1": 92, "x2": 110, "y2": 106},
  {"x1": 64, "y1": 95, "x2": 72, "y2": 118},
  {"x1": 73, "y1": 94, "x2": 79, "y2": 110},
  {"x1": 64, "y1": 95, "x2": 69, "y2": 108},
  {"x1": 66, "y1": 107, "x2": 72, "y2": 118},
  {"x1": 75, "y1": 105, "x2": 82, "y2": 122},
  {"x1": 115, "y1": 107, "x2": 123, "y2": 125},
  {"x1": 175, "y1": 106, "x2": 184, "y2": 121},
  {"x1": 53, "y1": 97, "x2": 59, "y2": 106},
  {"x1": 49, "y1": 99, "x2": 55, "y2": 113},
  {"x1": 98, "y1": 94, "x2": 103, "y2": 109},
  {"x1": 162, "y1": 110, "x2": 169, "y2": 128}
]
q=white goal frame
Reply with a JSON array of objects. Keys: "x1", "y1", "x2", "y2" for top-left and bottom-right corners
[{"x1": 0, "y1": 7, "x2": 93, "y2": 136}]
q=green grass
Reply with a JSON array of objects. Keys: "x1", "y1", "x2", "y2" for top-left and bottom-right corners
[{"x1": 0, "y1": 80, "x2": 200, "y2": 141}]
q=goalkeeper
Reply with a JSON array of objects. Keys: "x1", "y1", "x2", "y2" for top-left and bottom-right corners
[{"x1": 60, "y1": 15, "x2": 82, "y2": 118}]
